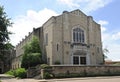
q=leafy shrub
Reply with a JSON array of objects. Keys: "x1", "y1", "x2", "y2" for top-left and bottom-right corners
[
  {"x1": 21, "y1": 53, "x2": 43, "y2": 69},
  {"x1": 15, "y1": 68, "x2": 27, "y2": 78},
  {"x1": 5, "y1": 70, "x2": 15, "y2": 76},
  {"x1": 5, "y1": 68, "x2": 27, "y2": 78},
  {"x1": 43, "y1": 72, "x2": 53, "y2": 79},
  {"x1": 40, "y1": 64, "x2": 53, "y2": 79},
  {"x1": 40, "y1": 64, "x2": 52, "y2": 69}
]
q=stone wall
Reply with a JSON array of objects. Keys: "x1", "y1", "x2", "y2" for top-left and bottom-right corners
[
  {"x1": 27, "y1": 65, "x2": 41, "y2": 78},
  {"x1": 41, "y1": 65, "x2": 120, "y2": 78},
  {"x1": 26, "y1": 65, "x2": 120, "y2": 79},
  {"x1": 52, "y1": 66, "x2": 120, "y2": 75}
]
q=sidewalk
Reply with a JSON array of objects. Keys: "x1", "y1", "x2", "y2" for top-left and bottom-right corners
[
  {"x1": 39, "y1": 76, "x2": 120, "y2": 82},
  {"x1": 0, "y1": 74, "x2": 14, "y2": 79},
  {"x1": 1, "y1": 74, "x2": 120, "y2": 82}
]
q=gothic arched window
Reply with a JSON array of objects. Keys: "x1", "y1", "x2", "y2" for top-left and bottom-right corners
[{"x1": 73, "y1": 28, "x2": 85, "y2": 43}]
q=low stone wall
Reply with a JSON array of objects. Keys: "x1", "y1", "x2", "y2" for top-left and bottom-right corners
[
  {"x1": 27, "y1": 65, "x2": 120, "y2": 79},
  {"x1": 41, "y1": 65, "x2": 120, "y2": 78},
  {"x1": 52, "y1": 66, "x2": 120, "y2": 74},
  {"x1": 27, "y1": 66, "x2": 41, "y2": 78}
]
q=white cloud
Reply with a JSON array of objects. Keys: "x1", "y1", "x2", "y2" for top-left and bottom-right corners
[
  {"x1": 98, "y1": 20, "x2": 120, "y2": 61},
  {"x1": 112, "y1": 32, "x2": 120, "y2": 40},
  {"x1": 57, "y1": 0, "x2": 112, "y2": 13},
  {"x1": 97, "y1": 20, "x2": 120, "y2": 61},
  {"x1": 98, "y1": 20, "x2": 110, "y2": 43},
  {"x1": 8, "y1": 8, "x2": 58, "y2": 46},
  {"x1": 83, "y1": 0, "x2": 112, "y2": 13},
  {"x1": 108, "y1": 44, "x2": 120, "y2": 61},
  {"x1": 98, "y1": 20, "x2": 113, "y2": 45},
  {"x1": 57, "y1": 0, "x2": 80, "y2": 8},
  {"x1": 103, "y1": 34, "x2": 120, "y2": 61},
  {"x1": 98, "y1": 20, "x2": 108, "y2": 32},
  {"x1": 98, "y1": 20, "x2": 108, "y2": 26}
]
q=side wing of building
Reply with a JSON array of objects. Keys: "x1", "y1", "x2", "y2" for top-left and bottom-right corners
[{"x1": 12, "y1": 27, "x2": 42, "y2": 69}]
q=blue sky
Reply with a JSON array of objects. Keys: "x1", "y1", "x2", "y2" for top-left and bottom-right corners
[{"x1": 0, "y1": 0, "x2": 120, "y2": 61}]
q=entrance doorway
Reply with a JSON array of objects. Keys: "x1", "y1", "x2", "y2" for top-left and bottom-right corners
[{"x1": 73, "y1": 56, "x2": 86, "y2": 65}]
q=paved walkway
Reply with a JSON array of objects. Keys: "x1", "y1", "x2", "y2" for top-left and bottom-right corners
[
  {"x1": 0, "y1": 74, "x2": 14, "y2": 79},
  {"x1": 0, "y1": 74, "x2": 120, "y2": 82},
  {"x1": 1, "y1": 78, "x2": 42, "y2": 82},
  {"x1": 48, "y1": 76, "x2": 120, "y2": 82},
  {"x1": 0, "y1": 74, "x2": 45, "y2": 82}
]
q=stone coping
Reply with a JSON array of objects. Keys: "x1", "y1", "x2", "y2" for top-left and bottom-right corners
[{"x1": 50, "y1": 65, "x2": 120, "y2": 67}]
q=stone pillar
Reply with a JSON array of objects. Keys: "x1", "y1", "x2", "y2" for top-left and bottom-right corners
[
  {"x1": 86, "y1": 49, "x2": 90, "y2": 65},
  {"x1": 41, "y1": 69, "x2": 44, "y2": 79},
  {"x1": 62, "y1": 11, "x2": 69, "y2": 64}
]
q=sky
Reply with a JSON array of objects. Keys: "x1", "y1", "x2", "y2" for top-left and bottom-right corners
[{"x1": 0, "y1": 0, "x2": 120, "y2": 61}]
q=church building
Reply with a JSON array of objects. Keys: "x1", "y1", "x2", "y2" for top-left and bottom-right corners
[
  {"x1": 12, "y1": 9, "x2": 104, "y2": 69},
  {"x1": 42, "y1": 9, "x2": 104, "y2": 65}
]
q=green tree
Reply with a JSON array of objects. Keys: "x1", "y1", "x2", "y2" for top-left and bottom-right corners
[
  {"x1": 0, "y1": 6, "x2": 12, "y2": 63},
  {"x1": 0, "y1": 42, "x2": 14, "y2": 59},
  {"x1": 103, "y1": 48, "x2": 109, "y2": 59},
  {"x1": 0, "y1": 6, "x2": 12, "y2": 44},
  {"x1": 4, "y1": 42, "x2": 14, "y2": 50},
  {"x1": 23, "y1": 36, "x2": 41, "y2": 54},
  {"x1": 21, "y1": 36, "x2": 43, "y2": 69},
  {"x1": 103, "y1": 48, "x2": 109, "y2": 64}
]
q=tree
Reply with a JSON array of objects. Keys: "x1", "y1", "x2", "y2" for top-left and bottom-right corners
[
  {"x1": 103, "y1": 48, "x2": 109, "y2": 64},
  {"x1": 0, "y1": 6, "x2": 12, "y2": 62},
  {"x1": 21, "y1": 36, "x2": 43, "y2": 69},
  {"x1": 0, "y1": 42, "x2": 14, "y2": 62},
  {"x1": 0, "y1": 6, "x2": 13, "y2": 73},
  {"x1": 0, "y1": 6, "x2": 12, "y2": 44},
  {"x1": 23, "y1": 36, "x2": 41, "y2": 54},
  {"x1": 103, "y1": 48, "x2": 109, "y2": 59}
]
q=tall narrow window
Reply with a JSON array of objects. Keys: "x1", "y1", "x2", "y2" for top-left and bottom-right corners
[
  {"x1": 57, "y1": 44, "x2": 59, "y2": 51},
  {"x1": 73, "y1": 32, "x2": 76, "y2": 42},
  {"x1": 97, "y1": 47, "x2": 99, "y2": 53},
  {"x1": 73, "y1": 28, "x2": 85, "y2": 43},
  {"x1": 81, "y1": 31, "x2": 84, "y2": 43},
  {"x1": 45, "y1": 33, "x2": 48, "y2": 45},
  {"x1": 80, "y1": 57, "x2": 86, "y2": 65},
  {"x1": 73, "y1": 56, "x2": 79, "y2": 65}
]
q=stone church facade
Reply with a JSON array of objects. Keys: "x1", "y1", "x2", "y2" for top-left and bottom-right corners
[
  {"x1": 43, "y1": 9, "x2": 103, "y2": 65},
  {"x1": 12, "y1": 9, "x2": 104, "y2": 69}
]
